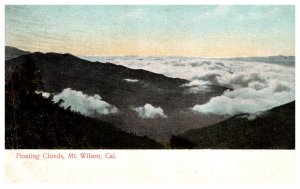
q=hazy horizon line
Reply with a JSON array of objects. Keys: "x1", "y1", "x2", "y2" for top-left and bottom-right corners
[{"x1": 6, "y1": 45, "x2": 295, "y2": 59}]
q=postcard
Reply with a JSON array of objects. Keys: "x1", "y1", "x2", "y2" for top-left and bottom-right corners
[{"x1": 3, "y1": 4, "x2": 296, "y2": 184}]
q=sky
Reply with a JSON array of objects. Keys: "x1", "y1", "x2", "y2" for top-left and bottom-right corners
[{"x1": 5, "y1": 5, "x2": 295, "y2": 58}]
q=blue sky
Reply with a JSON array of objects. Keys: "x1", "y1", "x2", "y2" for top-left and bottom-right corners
[{"x1": 5, "y1": 5, "x2": 295, "y2": 57}]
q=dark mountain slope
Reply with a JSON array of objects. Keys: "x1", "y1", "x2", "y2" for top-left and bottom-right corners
[
  {"x1": 178, "y1": 101, "x2": 295, "y2": 149},
  {"x1": 5, "y1": 46, "x2": 30, "y2": 60}
]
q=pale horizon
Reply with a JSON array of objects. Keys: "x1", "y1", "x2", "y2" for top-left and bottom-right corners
[{"x1": 6, "y1": 45, "x2": 295, "y2": 59}]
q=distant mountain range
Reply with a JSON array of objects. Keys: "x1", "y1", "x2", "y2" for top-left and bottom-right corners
[
  {"x1": 5, "y1": 46, "x2": 30, "y2": 60},
  {"x1": 225, "y1": 55, "x2": 295, "y2": 66}
]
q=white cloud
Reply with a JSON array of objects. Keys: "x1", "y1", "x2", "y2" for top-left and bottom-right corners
[
  {"x1": 121, "y1": 9, "x2": 145, "y2": 19},
  {"x1": 35, "y1": 91, "x2": 51, "y2": 98},
  {"x1": 181, "y1": 79, "x2": 211, "y2": 87},
  {"x1": 123, "y1": 78, "x2": 139, "y2": 83},
  {"x1": 53, "y1": 88, "x2": 118, "y2": 117},
  {"x1": 185, "y1": 86, "x2": 212, "y2": 94},
  {"x1": 192, "y1": 82, "x2": 294, "y2": 116},
  {"x1": 190, "y1": 63, "x2": 294, "y2": 116},
  {"x1": 132, "y1": 103, "x2": 167, "y2": 119},
  {"x1": 243, "y1": 111, "x2": 267, "y2": 121}
]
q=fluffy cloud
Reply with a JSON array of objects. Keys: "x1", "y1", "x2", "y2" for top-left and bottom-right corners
[
  {"x1": 35, "y1": 91, "x2": 51, "y2": 98},
  {"x1": 132, "y1": 103, "x2": 167, "y2": 119},
  {"x1": 123, "y1": 78, "x2": 139, "y2": 83},
  {"x1": 53, "y1": 88, "x2": 118, "y2": 117},
  {"x1": 192, "y1": 81, "x2": 294, "y2": 116},
  {"x1": 242, "y1": 111, "x2": 267, "y2": 121}
]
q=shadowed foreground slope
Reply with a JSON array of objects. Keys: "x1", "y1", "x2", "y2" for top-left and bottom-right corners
[{"x1": 176, "y1": 101, "x2": 295, "y2": 149}]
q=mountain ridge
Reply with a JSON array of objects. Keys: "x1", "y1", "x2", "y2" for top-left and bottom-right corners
[
  {"x1": 177, "y1": 101, "x2": 295, "y2": 149},
  {"x1": 5, "y1": 46, "x2": 30, "y2": 60},
  {"x1": 7, "y1": 46, "x2": 294, "y2": 64}
]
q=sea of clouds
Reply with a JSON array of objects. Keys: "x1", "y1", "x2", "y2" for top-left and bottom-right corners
[{"x1": 82, "y1": 56, "x2": 295, "y2": 116}]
